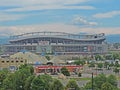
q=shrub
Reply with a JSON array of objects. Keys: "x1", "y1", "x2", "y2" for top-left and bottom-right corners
[{"x1": 61, "y1": 67, "x2": 70, "y2": 76}]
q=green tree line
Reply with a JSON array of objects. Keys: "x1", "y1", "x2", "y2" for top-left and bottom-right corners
[{"x1": 0, "y1": 64, "x2": 120, "y2": 90}]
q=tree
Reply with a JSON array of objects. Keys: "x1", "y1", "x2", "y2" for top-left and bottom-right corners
[
  {"x1": 65, "y1": 79, "x2": 80, "y2": 90},
  {"x1": 50, "y1": 79, "x2": 64, "y2": 90},
  {"x1": 84, "y1": 74, "x2": 119, "y2": 90},
  {"x1": 113, "y1": 67, "x2": 119, "y2": 74},
  {"x1": 74, "y1": 60, "x2": 85, "y2": 65},
  {"x1": 61, "y1": 67, "x2": 70, "y2": 76},
  {"x1": 105, "y1": 54, "x2": 113, "y2": 60},
  {"x1": 97, "y1": 63, "x2": 103, "y2": 69},
  {"x1": 93, "y1": 73, "x2": 107, "y2": 89},
  {"x1": 104, "y1": 61, "x2": 109, "y2": 68},
  {"x1": 112, "y1": 53, "x2": 120, "y2": 60},
  {"x1": 95, "y1": 54, "x2": 102, "y2": 60},
  {"x1": 31, "y1": 74, "x2": 53, "y2": 90},
  {"x1": 27, "y1": 65, "x2": 34, "y2": 75},
  {"x1": 45, "y1": 55, "x2": 50, "y2": 61},
  {"x1": 107, "y1": 74, "x2": 117, "y2": 87},
  {"x1": 39, "y1": 74, "x2": 53, "y2": 90},
  {"x1": 84, "y1": 82, "x2": 98, "y2": 90},
  {"x1": 84, "y1": 73, "x2": 107, "y2": 90},
  {"x1": 109, "y1": 62, "x2": 114, "y2": 67},
  {"x1": 101, "y1": 82, "x2": 114, "y2": 90},
  {"x1": 2, "y1": 73, "x2": 16, "y2": 90},
  {"x1": 14, "y1": 66, "x2": 33, "y2": 90},
  {"x1": 115, "y1": 61, "x2": 120, "y2": 67},
  {"x1": 31, "y1": 75, "x2": 46, "y2": 90},
  {"x1": 78, "y1": 72, "x2": 82, "y2": 77},
  {"x1": 84, "y1": 82, "x2": 92, "y2": 90},
  {"x1": 24, "y1": 75, "x2": 35, "y2": 90},
  {"x1": 89, "y1": 62, "x2": 95, "y2": 67},
  {"x1": 19, "y1": 64, "x2": 28, "y2": 70},
  {"x1": 19, "y1": 64, "x2": 34, "y2": 75},
  {"x1": 0, "y1": 69, "x2": 9, "y2": 88}
]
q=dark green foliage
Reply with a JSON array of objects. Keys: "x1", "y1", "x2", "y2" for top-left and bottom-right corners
[
  {"x1": 89, "y1": 62, "x2": 95, "y2": 67},
  {"x1": 0, "y1": 69, "x2": 9, "y2": 88},
  {"x1": 95, "y1": 54, "x2": 102, "y2": 60},
  {"x1": 50, "y1": 79, "x2": 64, "y2": 90},
  {"x1": 105, "y1": 54, "x2": 113, "y2": 60},
  {"x1": 31, "y1": 75, "x2": 46, "y2": 90},
  {"x1": 19, "y1": 64, "x2": 28, "y2": 69},
  {"x1": 112, "y1": 53, "x2": 120, "y2": 60},
  {"x1": 19, "y1": 64, "x2": 34, "y2": 75},
  {"x1": 65, "y1": 79, "x2": 80, "y2": 90},
  {"x1": 0, "y1": 65, "x2": 34, "y2": 90},
  {"x1": 84, "y1": 74, "x2": 118, "y2": 90},
  {"x1": 45, "y1": 55, "x2": 51, "y2": 61},
  {"x1": 24, "y1": 75, "x2": 35, "y2": 90},
  {"x1": 113, "y1": 67, "x2": 119, "y2": 74},
  {"x1": 97, "y1": 63, "x2": 103, "y2": 69},
  {"x1": 39, "y1": 74, "x2": 53, "y2": 90},
  {"x1": 61, "y1": 67, "x2": 70, "y2": 76},
  {"x1": 2, "y1": 64, "x2": 34, "y2": 90},
  {"x1": 107, "y1": 74, "x2": 117, "y2": 87},
  {"x1": 15, "y1": 69, "x2": 32, "y2": 90},
  {"x1": 84, "y1": 81, "x2": 98, "y2": 90},
  {"x1": 115, "y1": 61, "x2": 120, "y2": 67},
  {"x1": 27, "y1": 65, "x2": 34, "y2": 74},
  {"x1": 31, "y1": 74, "x2": 53, "y2": 90},
  {"x1": 101, "y1": 82, "x2": 114, "y2": 90},
  {"x1": 78, "y1": 72, "x2": 82, "y2": 77},
  {"x1": 109, "y1": 62, "x2": 114, "y2": 67},
  {"x1": 74, "y1": 60, "x2": 85, "y2": 65},
  {"x1": 93, "y1": 73, "x2": 107, "y2": 89},
  {"x1": 104, "y1": 62, "x2": 110, "y2": 68},
  {"x1": 2, "y1": 73, "x2": 16, "y2": 90}
]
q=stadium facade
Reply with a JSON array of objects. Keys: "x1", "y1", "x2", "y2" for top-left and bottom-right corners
[{"x1": 4, "y1": 31, "x2": 107, "y2": 55}]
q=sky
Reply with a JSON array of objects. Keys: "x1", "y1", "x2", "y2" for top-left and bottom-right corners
[{"x1": 0, "y1": 0, "x2": 120, "y2": 41}]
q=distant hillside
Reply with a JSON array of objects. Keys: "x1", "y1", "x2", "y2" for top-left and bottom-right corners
[
  {"x1": 0, "y1": 37, "x2": 9, "y2": 44},
  {"x1": 106, "y1": 34, "x2": 120, "y2": 43}
]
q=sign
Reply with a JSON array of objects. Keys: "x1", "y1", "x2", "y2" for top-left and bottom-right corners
[{"x1": 39, "y1": 41, "x2": 49, "y2": 45}]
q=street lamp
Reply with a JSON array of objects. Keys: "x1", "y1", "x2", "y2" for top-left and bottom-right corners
[
  {"x1": 92, "y1": 72, "x2": 94, "y2": 90},
  {"x1": 0, "y1": 81, "x2": 1, "y2": 88}
]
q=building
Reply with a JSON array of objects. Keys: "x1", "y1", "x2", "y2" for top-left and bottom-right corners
[
  {"x1": 108, "y1": 43, "x2": 120, "y2": 52},
  {"x1": 0, "y1": 57, "x2": 26, "y2": 70},
  {"x1": 4, "y1": 31, "x2": 107, "y2": 55},
  {"x1": 0, "y1": 52, "x2": 47, "y2": 70},
  {"x1": 35, "y1": 65, "x2": 83, "y2": 74}
]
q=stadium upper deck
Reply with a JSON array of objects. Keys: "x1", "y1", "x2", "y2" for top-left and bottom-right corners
[{"x1": 9, "y1": 31, "x2": 105, "y2": 42}]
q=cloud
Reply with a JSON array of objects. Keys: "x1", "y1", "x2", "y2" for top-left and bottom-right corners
[
  {"x1": 5, "y1": 5, "x2": 95, "y2": 12},
  {"x1": 93, "y1": 10, "x2": 120, "y2": 18},
  {"x1": 0, "y1": 23, "x2": 120, "y2": 36},
  {"x1": 0, "y1": 13, "x2": 26, "y2": 21},
  {"x1": 0, "y1": 0, "x2": 90, "y2": 6},
  {"x1": 72, "y1": 16, "x2": 98, "y2": 26},
  {"x1": 1, "y1": 0, "x2": 95, "y2": 12},
  {"x1": 0, "y1": 0, "x2": 95, "y2": 21}
]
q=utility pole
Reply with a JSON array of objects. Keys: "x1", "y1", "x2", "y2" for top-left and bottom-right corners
[{"x1": 92, "y1": 72, "x2": 94, "y2": 90}]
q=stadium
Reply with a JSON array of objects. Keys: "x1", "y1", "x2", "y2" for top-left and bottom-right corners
[{"x1": 4, "y1": 31, "x2": 107, "y2": 56}]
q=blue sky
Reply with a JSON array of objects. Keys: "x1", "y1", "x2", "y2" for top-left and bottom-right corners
[{"x1": 0, "y1": 0, "x2": 120, "y2": 38}]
